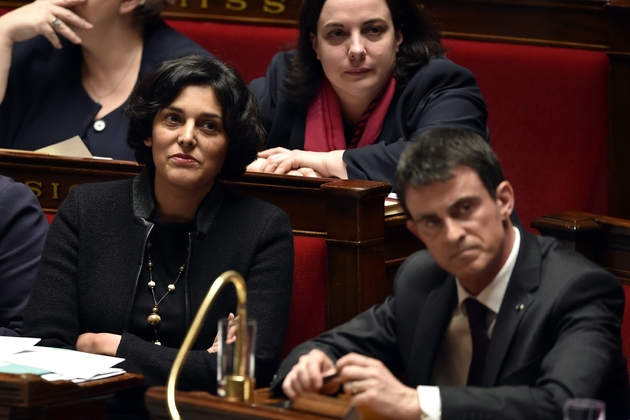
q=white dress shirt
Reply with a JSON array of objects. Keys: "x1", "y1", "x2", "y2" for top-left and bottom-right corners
[{"x1": 417, "y1": 227, "x2": 521, "y2": 419}]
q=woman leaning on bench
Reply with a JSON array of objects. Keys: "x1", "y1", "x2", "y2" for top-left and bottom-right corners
[
  {"x1": 248, "y1": 0, "x2": 488, "y2": 185},
  {"x1": 21, "y1": 55, "x2": 294, "y2": 420}
]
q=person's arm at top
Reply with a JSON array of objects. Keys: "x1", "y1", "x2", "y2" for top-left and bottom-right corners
[{"x1": 0, "y1": 0, "x2": 92, "y2": 104}]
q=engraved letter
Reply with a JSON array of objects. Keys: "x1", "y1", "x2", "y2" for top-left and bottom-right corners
[
  {"x1": 264, "y1": 0, "x2": 285, "y2": 14},
  {"x1": 226, "y1": 0, "x2": 247, "y2": 11},
  {"x1": 51, "y1": 182, "x2": 60, "y2": 200},
  {"x1": 25, "y1": 181, "x2": 42, "y2": 198}
]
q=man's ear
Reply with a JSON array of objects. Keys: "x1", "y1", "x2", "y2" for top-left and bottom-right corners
[
  {"x1": 310, "y1": 32, "x2": 320, "y2": 60},
  {"x1": 119, "y1": 0, "x2": 142, "y2": 16},
  {"x1": 143, "y1": 137, "x2": 153, "y2": 147},
  {"x1": 495, "y1": 180, "x2": 515, "y2": 221},
  {"x1": 406, "y1": 219, "x2": 421, "y2": 240}
]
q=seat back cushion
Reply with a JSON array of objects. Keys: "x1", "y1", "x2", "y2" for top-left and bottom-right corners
[
  {"x1": 623, "y1": 284, "x2": 630, "y2": 378},
  {"x1": 165, "y1": 20, "x2": 298, "y2": 82},
  {"x1": 281, "y1": 236, "x2": 328, "y2": 359},
  {"x1": 444, "y1": 39, "x2": 609, "y2": 231}
]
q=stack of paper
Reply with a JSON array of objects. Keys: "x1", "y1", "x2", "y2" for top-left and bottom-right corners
[{"x1": 0, "y1": 337, "x2": 125, "y2": 383}]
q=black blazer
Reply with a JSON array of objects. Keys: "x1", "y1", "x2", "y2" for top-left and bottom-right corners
[
  {"x1": 23, "y1": 171, "x2": 294, "y2": 416},
  {"x1": 249, "y1": 51, "x2": 489, "y2": 186},
  {"x1": 273, "y1": 229, "x2": 630, "y2": 420}
]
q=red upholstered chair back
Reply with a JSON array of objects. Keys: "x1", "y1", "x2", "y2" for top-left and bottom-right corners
[
  {"x1": 164, "y1": 20, "x2": 298, "y2": 83},
  {"x1": 44, "y1": 213, "x2": 55, "y2": 225},
  {"x1": 281, "y1": 236, "x2": 328, "y2": 359},
  {"x1": 443, "y1": 39, "x2": 609, "y2": 232},
  {"x1": 622, "y1": 285, "x2": 630, "y2": 366}
]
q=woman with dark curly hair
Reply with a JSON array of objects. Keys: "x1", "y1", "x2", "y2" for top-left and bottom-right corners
[
  {"x1": 248, "y1": 0, "x2": 488, "y2": 185},
  {"x1": 22, "y1": 54, "x2": 294, "y2": 419}
]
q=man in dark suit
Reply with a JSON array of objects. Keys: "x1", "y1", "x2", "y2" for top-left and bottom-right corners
[{"x1": 271, "y1": 127, "x2": 630, "y2": 419}]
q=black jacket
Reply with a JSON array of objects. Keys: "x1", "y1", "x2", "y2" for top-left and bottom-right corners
[
  {"x1": 250, "y1": 51, "x2": 488, "y2": 186},
  {"x1": 273, "y1": 229, "x2": 630, "y2": 420},
  {"x1": 23, "y1": 170, "x2": 294, "y2": 416}
]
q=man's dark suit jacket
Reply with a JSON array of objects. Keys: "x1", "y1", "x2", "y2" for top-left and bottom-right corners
[{"x1": 272, "y1": 229, "x2": 630, "y2": 420}]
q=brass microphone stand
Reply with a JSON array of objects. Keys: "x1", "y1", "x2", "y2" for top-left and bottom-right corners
[{"x1": 165, "y1": 270, "x2": 253, "y2": 420}]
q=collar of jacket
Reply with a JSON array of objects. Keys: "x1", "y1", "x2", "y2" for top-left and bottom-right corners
[{"x1": 131, "y1": 168, "x2": 226, "y2": 240}]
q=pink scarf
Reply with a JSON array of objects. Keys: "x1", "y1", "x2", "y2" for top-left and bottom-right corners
[{"x1": 304, "y1": 77, "x2": 396, "y2": 152}]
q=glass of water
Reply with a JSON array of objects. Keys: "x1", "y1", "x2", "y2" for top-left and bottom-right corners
[{"x1": 563, "y1": 398, "x2": 605, "y2": 420}]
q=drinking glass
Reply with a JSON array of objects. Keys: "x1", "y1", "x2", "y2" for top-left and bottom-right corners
[
  {"x1": 563, "y1": 398, "x2": 606, "y2": 420},
  {"x1": 216, "y1": 318, "x2": 256, "y2": 397}
]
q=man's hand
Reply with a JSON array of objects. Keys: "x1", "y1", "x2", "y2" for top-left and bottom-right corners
[
  {"x1": 76, "y1": 332, "x2": 121, "y2": 356},
  {"x1": 282, "y1": 349, "x2": 340, "y2": 398},
  {"x1": 336, "y1": 353, "x2": 421, "y2": 420}
]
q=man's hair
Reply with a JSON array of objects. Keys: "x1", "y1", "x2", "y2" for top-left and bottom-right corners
[
  {"x1": 284, "y1": 0, "x2": 444, "y2": 105},
  {"x1": 395, "y1": 127, "x2": 504, "y2": 215},
  {"x1": 125, "y1": 54, "x2": 265, "y2": 180}
]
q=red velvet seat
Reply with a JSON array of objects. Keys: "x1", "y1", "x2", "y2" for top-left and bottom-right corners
[
  {"x1": 164, "y1": 20, "x2": 298, "y2": 83},
  {"x1": 444, "y1": 39, "x2": 609, "y2": 231},
  {"x1": 623, "y1": 286, "x2": 630, "y2": 365}
]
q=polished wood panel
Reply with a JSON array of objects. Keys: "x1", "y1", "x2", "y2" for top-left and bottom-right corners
[
  {"x1": 532, "y1": 211, "x2": 630, "y2": 285},
  {"x1": 145, "y1": 386, "x2": 379, "y2": 419},
  {"x1": 0, "y1": 372, "x2": 143, "y2": 420},
  {"x1": 0, "y1": 151, "x2": 423, "y2": 328}
]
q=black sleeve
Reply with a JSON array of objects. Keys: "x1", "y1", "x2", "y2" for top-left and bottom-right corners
[
  {"x1": 0, "y1": 179, "x2": 48, "y2": 336},
  {"x1": 343, "y1": 57, "x2": 489, "y2": 185}
]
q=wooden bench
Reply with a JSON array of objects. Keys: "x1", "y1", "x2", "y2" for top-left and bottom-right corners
[{"x1": 0, "y1": 150, "x2": 422, "y2": 356}]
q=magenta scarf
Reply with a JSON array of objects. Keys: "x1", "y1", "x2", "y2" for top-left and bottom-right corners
[{"x1": 304, "y1": 77, "x2": 396, "y2": 152}]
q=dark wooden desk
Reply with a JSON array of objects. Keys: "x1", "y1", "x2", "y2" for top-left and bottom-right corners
[
  {"x1": 0, "y1": 372, "x2": 143, "y2": 420},
  {"x1": 532, "y1": 211, "x2": 630, "y2": 286},
  {"x1": 0, "y1": 150, "x2": 423, "y2": 328},
  {"x1": 145, "y1": 386, "x2": 380, "y2": 420}
]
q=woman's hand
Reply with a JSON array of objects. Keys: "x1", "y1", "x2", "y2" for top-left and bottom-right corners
[
  {"x1": 76, "y1": 332, "x2": 121, "y2": 356},
  {"x1": 0, "y1": 0, "x2": 93, "y2": 49},
  {"x1": 208, "y1": 313, "x2": 238, "y2": 354},
  {"x1": 254, "y1": 148, "x2": 347, "y2": 179}
]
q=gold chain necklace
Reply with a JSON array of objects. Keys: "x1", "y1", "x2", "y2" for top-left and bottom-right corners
[{"x1": 145, "y1": 241, "x2": 187, "y2": 346}]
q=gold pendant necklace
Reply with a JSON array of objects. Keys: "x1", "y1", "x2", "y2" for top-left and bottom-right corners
[{"x1": 145, "y1": 241, "x2": 186, "y2": 345}]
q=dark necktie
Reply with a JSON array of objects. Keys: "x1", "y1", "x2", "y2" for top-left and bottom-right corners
[{"x1": 464, "y1": 297, "x2": 489, "y2": 386}]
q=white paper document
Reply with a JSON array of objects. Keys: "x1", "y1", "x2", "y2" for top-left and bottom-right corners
[
  {"x1": 0, "y1": 337, "x2": 125, "y2": 381},
  {"x1": 34, "y1": 136, "x2": 93, "y2": 158},
  {"x1": 0, "y1": 336, "x2": 41, "y2": 356}
]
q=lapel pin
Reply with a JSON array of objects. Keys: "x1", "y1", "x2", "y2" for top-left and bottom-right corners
[{"x1": 515, "y1": 304, "x2": 525, "y2": 311}]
